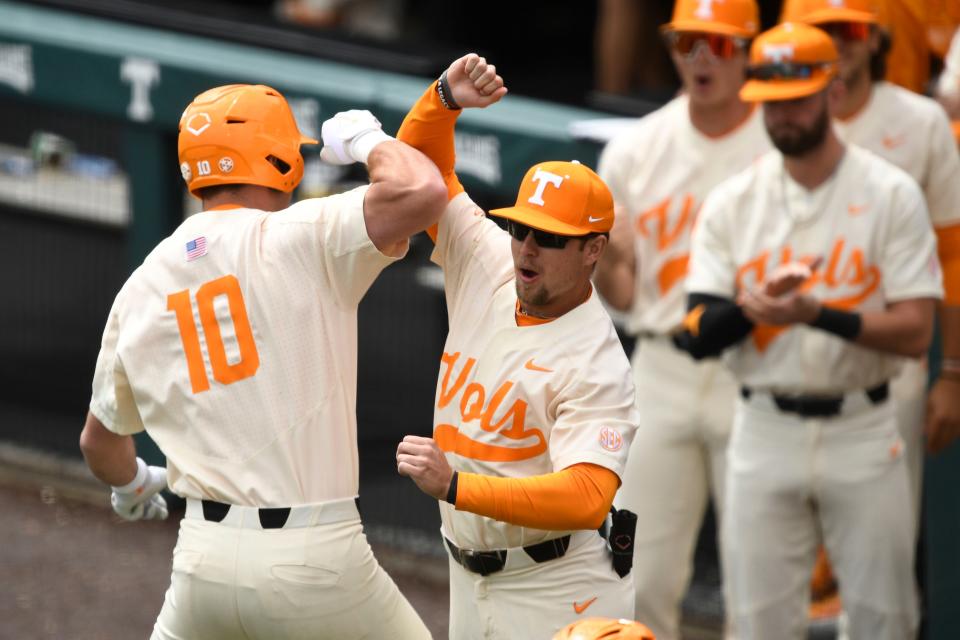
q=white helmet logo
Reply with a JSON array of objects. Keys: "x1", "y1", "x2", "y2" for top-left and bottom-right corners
[
  {"x1": 186, "y1": 112, "x2": 212, "y2": 136},
  {"x1": 219, "y1": 157, "x2": 234, "y2": 173},
  {"x1": 763, "y1": 43, "x2": 796, "y2": 63},
  {"x1": 694, "y1": 0, "x2": 718, "y2": 19},
  {"x1": 180, "y1": 162, "x2": 192, "y2": 182}
]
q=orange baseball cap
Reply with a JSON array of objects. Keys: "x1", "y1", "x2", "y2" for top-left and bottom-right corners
[
  {"x1": 780, "y1": 0, "x2": 880, "y2": 25},
  {"x1": 489, "y1": 160, "x2": 614, "y2": 235},
  {"x1": 662, "y1": 0, "x2": 760, "y2": 38},
  {"x1": 740, "y1": 22, "x2": 839, "y2": 102}
]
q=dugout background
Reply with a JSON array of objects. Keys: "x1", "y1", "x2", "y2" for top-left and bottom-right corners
[{"x1": 0, "y1": 1, "x2": 957, "y2": 637}]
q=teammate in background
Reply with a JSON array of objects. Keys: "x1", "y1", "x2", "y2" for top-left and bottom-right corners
[
  {"x1": 681, "y1": 22, "x2": 942, "y2": 638},
  {"x1": 783, "y1": 0, "x2": 960, "y2": 618},
  {"x1": 78, "y1": 85, "x2": 446, "y2": 639},
  {"x1": 593, "y1": 1, "x2": 768, "y2": 637},
  {"x1": 393, "y1": 54, "x2": 639, "y2": 639}
]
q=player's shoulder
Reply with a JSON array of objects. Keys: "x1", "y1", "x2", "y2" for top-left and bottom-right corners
[
  {"x1": 874, "y1": 81, "x2": 941, "y2": 117},
  {"x1": 706, "y1": 149, "x2": 775, "y2": 204},
  {"x1": 602, "y1": 97, "x2": 686, "y2": 154},
  {"x1": 845, "y1": 144, "x2": 925, "y2": 205},
  {"x1": 274, "y1": 185, "x2": 369, "y2": 224}
]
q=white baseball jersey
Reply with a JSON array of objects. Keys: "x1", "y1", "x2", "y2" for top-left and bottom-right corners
[
  {"x1": 598, "y1": 95, "x2": 771, "y2": 335},
  {"x1": 833, "y1": 81, "x2": 960, "y2": 229},
  {"x1": 432, "y1": 193, "x2": 639, "y2": 551},
  {"x1": 687, "y1": 146, "x2": 943, "y2": 393},
  {"x1": 90, "y1": 186, "x2": 405, "y2": 506}
]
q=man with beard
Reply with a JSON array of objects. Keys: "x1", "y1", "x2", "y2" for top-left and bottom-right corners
[
  {"x1": 393, "y1": 54, "x2": 639, "y2": 639},
  {"x1": 782, "y1": 0, "x2": 960, "y2": 621},
  {"x1": 593, "y1": 1, "x2": 769, "y2": 636},
  {"x1": 679, "y1": 22, "x2": 942, "y2": 639}
]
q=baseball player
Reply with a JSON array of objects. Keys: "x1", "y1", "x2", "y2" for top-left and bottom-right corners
[
  {"x1": 78, "y1": 84, "x2": 447, "y2": 639},
  {"x1": 680, "y1": 22, "x2": 942, "y2": 638},
  {"x1": 594, "y1": 1, "x2": 769, "y2": 637},
  {"x1": 392, "y1": 54, "x2": 639, "y2": 639},
  {"x1": 783, "y1": 0, "x2": 960, "y2": 617}
]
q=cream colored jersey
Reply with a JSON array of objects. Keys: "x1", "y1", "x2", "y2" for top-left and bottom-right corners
[
  {"x1": 687, "y1": 146, "x2": 943, "y2": 393},
  {"x1": 90, "y1": 186, "x2": 405, "y2": 506},
  {"x1": 598, "y1": 95, "x2": 771, "y2": 334},
  {"x1": 431, "y1": 193, "x2": 639, "y2": 551},
  {"x1": 834, "y1": 81, "x2": 960, "y2": 229}
]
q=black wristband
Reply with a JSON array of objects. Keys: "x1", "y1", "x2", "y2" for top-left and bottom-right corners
[
  {"x1": 810, "y1": 306, "x2": 862, "y2": 340},
  {"x1": 436, "y1": 70, "x2": 462, "y2": 110},
  {"x1": 445, "y1": 470, "x2": 459, "y2": 505}
]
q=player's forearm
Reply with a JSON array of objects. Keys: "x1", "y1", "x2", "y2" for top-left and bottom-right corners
[
  {"x1": 396, "y1": 81, "x2": 464, "y2": 200},
  {"x1": 451, "y1": 463, "x2": 618, "y2": 531},
  {"x1": 673, "y1": 292, "x2": 754, "y2": 359},
  {"x1": 364, "y1": 141, "x2": 446, "y2": 244},
  {"x1": 850, "y1": 299, "x2": 937, "y2": 358},
  {"x1": 594, "y1": 258, "x2": 635, "y2": 311},
  {"x1": 79, "y1": 412, "x2": 138, "y2": 487}
]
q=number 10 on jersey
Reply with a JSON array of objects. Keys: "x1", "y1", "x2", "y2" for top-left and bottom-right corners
[{"x1": 167, "y1": 274, "x2": 260, "y2": 393}]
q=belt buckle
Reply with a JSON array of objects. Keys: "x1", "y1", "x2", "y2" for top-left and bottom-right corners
[{"x1": 461, "y1": 548, "x2": 506, "y2": 576}]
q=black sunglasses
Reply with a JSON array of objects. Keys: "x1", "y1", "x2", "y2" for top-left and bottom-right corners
[
  {"x1": 747, "y1": 62, "x2": 832, "y2": 81},
  {"x1": 505, "y1": 220, "x2": 578, "y2": 249}
]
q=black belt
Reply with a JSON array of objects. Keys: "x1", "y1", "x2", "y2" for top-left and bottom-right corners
[
  {"x1": 444, "y1": 534, "x2": 571, "y2": 576},
  {"x1": 740, "y1": 382, "x2": 889, "y2": 418},
  {"x1": 200, "y1": 497, "x2": 362, "y2": 530}
]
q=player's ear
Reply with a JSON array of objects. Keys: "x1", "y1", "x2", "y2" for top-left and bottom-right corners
[
  {"x1": 826, "y1": 78, "x2": 845, "y2": 114},
  {"x1": 582, "y1": 234, "x2": 608, "y2": 266}
]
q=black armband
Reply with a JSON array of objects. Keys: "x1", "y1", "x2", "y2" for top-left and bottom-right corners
[
  {"x1": 672, "y1": 292, "x2": 754, "y2": 360},
  {"x1": 445, "y1": 470, "x2": 459, "y2": 505},
  {"x1": 809, "y1": 306, "x2": 862, "y2": 341},
  {"x1": 436, "y1": 71, "x2": 462, "y2": 110}
]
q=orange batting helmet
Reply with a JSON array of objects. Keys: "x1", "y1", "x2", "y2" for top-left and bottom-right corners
[
  {"x1": 178, "y1": 84, "x2": 318, "y2": 197},
  {"x1": 552, "y1": 617, "x2": 657, "y2": 640}
]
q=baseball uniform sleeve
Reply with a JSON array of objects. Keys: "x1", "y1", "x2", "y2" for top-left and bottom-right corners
[
  {"x1": 90, "y1": 291, "x2": 145, "y2": 436},
  {"x1": 597, "y1": 132, "x2": 633, "y2": 206},
  {"x1": 921, "y1": 106, "x2": 960, "y2": 230},
  {"x1": 432, "y1": 192, "x2": 513, "y2": 313},
  {"x1": 279, "y1": 185, "x2": 405, "y2": 309},
  {"x1": 547, "y1": 350, "x2": 638, "y2": 477},
  {"x1": 880, "y1": 178, "x2": 944, "y2": 302},
  {"x1": 686, "y1": 188, "x2": 738, "y2": 297}
]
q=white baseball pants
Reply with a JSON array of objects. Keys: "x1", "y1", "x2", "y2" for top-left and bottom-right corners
[
  {"x1": 614, "y1": 336, "x2": 737, "y2": 640},
  {"x1": 151, "y1": 498, "x2": 431, "y2": 640},
  {"x1": 722, "y1": 395, "x2": 919, "y2": 640},
  {"x1": 447, "y1": 529, "x2": 634, "y2": 640}
]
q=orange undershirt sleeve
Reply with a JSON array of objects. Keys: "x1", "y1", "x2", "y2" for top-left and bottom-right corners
[
  {"x1": 936, "y1": 223, "x2": 960, "y2": 306},
  {"x1": 454, "y1": 463, "x2": 620, "y2": 531},
  {"x1": 396, "y1": 80, "x2": 465, "y2": 203}
]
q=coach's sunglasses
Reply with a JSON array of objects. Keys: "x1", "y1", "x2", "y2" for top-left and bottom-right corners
[
  {"x1": 505, "y1": 220, "x2": 576, "y2": 249},
  {"x1": 819, "y1": 21, "x2": 871, "y2": 42},
  {"x1": 664, "y1": 31, "x2": 748, "y2": 60},
  {"x1": 747, "y1": 62, "x2": 834, "y2": 81}
]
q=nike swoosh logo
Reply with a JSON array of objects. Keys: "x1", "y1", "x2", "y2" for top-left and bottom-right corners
[
  {"x1": 847, "y1": 204, "x2": 867, "y2": 215},
  {"x1": 573, "y1": 596, "x2": 598, "y2": 614},
  {"x1": 524, "y1": 359, "x2": 553, "y2": 373},
  {"x1": 881, "y1": 134, "x2": 905, "y2": 150},
  {"x1": 587, "y1": 216, "x2": 605, "y2": 223}
]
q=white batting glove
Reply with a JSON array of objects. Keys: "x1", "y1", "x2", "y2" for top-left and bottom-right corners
[
  {"x1": 320, "y1": 109, "x2": 394, "y2": 165},
  {"x1": 110, "y1": 457, "x2": 169, "y2": 521}
]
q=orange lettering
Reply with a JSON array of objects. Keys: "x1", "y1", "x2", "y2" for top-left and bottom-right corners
[
  {"x1": 657, "y1": 254, "x2": 690, "y2": 296},
  {"x1": 438, "y1": 352, "x2": 475, "y2": 408},
  {"x1": 636, "y1": 195, "x2": 697, "y2": 252},
  {"x1": 460, "y1": 383, "x2": 485, "y2": 422}
]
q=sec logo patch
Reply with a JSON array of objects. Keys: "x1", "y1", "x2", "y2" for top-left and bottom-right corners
[{"x1": 599, "y1": 426, "x2": 623, "y2": 452}]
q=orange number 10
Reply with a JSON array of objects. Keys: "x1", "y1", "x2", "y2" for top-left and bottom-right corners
[{"x1": 167, "y1": 274, "x2": 260, "y2": 394}]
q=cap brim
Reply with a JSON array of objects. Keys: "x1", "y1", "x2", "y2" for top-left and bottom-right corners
[
  {"x1": 489, "y1": 205, "x2": 594, "y2": 236},
  {"x1": 300, "y1": 135, "x2": 319, "y2": 145},
  {"x1": 739, "y1": 76, "x2": 831, "y2": 102},
  {"x1": 661, "y1": 20, "x2": 755, "y2": 38},
  {"x1": 803, "y1": 9, "x2": 878, "y2": 25}
]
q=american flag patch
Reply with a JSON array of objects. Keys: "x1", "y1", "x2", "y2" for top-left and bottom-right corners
[{"x1": 185, "y1": 236, "x2": 207, "y2": 261}]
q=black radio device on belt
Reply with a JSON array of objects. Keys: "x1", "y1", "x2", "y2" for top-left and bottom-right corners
[{"x1": 599, "y1": 507, "x2": 636, "y2": 578}]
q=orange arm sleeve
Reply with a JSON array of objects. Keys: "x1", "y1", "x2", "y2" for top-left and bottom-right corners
[
  {"x1": 454, "y1": 463, "x2": 620, "y2": 531},
  {"x1": 936, "y1": 223, "x2": 960, "y2": 306},
  {"x1": 396, "y1": 80, "x2": 464, "y2": 203}
]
